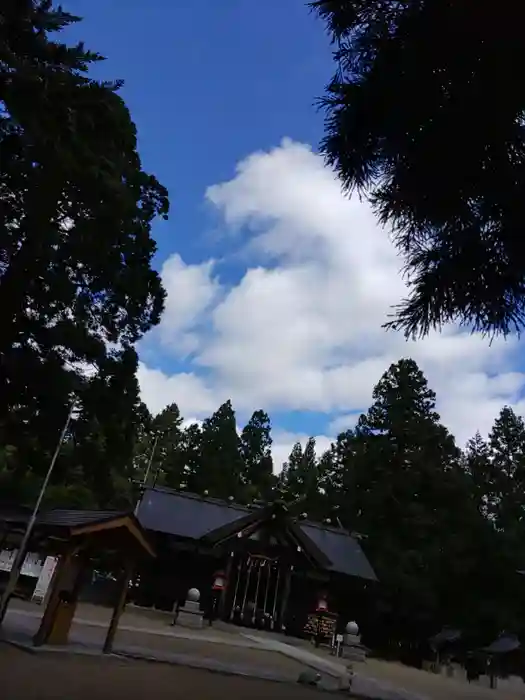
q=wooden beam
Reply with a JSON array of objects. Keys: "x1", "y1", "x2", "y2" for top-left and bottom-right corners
[
  {"x1": 33, "y1": 544, "x2": 82, "y2": 646},
  {"x1": 71, "y1": 516, "x2": 155, "y2": 558},
  {"x1": 103, "y1": 558, "x2": 133, "y2": 654},
  {"x1": 279, "y1": 564, "x2": 293, "y2": 631},
  {"x1": 70, "y1": 516, "x2": 128, "y2": 537}
]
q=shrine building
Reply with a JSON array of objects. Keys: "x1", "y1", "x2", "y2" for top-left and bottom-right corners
[{"x1": 133, "y1": 486, "x2": 377, "y2": 639}]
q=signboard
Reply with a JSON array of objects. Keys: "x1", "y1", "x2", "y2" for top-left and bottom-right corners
[
  {"x1": 31, "y1": 556, "x2": 58, "y2": 604},
  {"x1": 304, "y1": 611, "x2": 338, "y2": 639},
  {"x1": 0, "y1": 549, "x2": 44, "y2": 578}
]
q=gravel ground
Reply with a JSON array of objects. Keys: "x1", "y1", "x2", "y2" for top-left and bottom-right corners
[
  {"x1": 7, "y1": 601, "x2": 525, "y2": 700},
  {"x1": 0, "y1": 646, "x2": 326, "y2": 700}
]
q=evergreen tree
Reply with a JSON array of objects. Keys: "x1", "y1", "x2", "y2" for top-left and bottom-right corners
[
  {"x1": 0, "y1": 2, "x2": 168, "y2": 487},
  {"x1": 183, "y1": 422, "x2": 203, "y2": 492},
  {"x1": 341, "y1": 359, "x2": 487, "y2": 642},
  {"x1": 193, "y1": 401, "x2": 244, "y2": 500},
  {"x1": 278, "y1": 441, "x2": 304, "y2": 501},
  {"x1": 278, "y1": 438, "x2": 324, "y2": 517},
  {"x1": 143, "y1": 403, "x2": 186, "y2": 490},
  {"x1": 464, "y1": 432, "x2": 495, "y2": 519},
  {"x1": 240, "y1": 410, "x2": 275, "y2": 502},
  {"x1": 489, "y1": 407, "x2": 525, "y2": 536},
  {"x1": 0, "y1": 347, "x2": 145, "y2": 509},
  {"x1": 312, "y1": 0, "x2": 525, "y2": 337}
]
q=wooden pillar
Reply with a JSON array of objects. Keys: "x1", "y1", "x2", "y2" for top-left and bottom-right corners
[
  {"x1": 279, "y1": 563, "x2": 293, "y2": 631},
  {"x1": 218, "y1": 551, "x2": 234, "y2": 619},
  {"x1": 33, "y1": 546, "x2": 82, "y2": 646},
  {"x1": 103, "y1": 558, "x2": 133, "y2": 654}
]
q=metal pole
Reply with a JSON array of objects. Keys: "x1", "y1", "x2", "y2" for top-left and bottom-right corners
[
  {"x1": 262, "y1": 559, "x2": 271, "y2": 622},
  {"x1": 143, "y1": 434, "x2": 159, "y2": 486},
  {"x1": 134, "y1": 433, "x2": 159, "y2": 516},
  {"x1": 0, "y1": 402, "x2": 75, "y2": 624},
  {"x1": 229, "y1": 558, "x2": 242, "y2": 621},
  {"x1": 271, "y1": 566, "x2": 281, "y2": 630},
  {"x1": 252, "y1": 560, "x2": 263, "y2": 625},
  {"x1": 240, "y1": 556, "x2": 252, "y2": 620}
]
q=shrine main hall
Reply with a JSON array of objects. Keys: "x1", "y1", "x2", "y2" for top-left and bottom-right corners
[{"x1": 132, "y1": 486, "x2": 377, "y2": 638}]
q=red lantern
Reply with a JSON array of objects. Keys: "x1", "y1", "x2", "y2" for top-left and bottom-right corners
[
  {"x1": 212, "y1": 570, "x2": 227, "y2": 591},
  {"x1": 316, "y1": 591, "x2": 328, "y2": 613}
]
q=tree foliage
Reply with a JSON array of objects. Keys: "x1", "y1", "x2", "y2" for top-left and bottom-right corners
[
  {"x1": 0, "y1": 1, "x2": 168, "y2": 503},
  {"x1": 5, "y1": 1, "x2": 525, "y2": 657},
  {"x1": 191, "y1": 401, "x2": 245, "y2": 500},
  {"x1": 312, "y1": 0, "x2": 525, "y2": 337},
  {"x1": 240, "y1": 409, "x2": 275, "y2": 501}
]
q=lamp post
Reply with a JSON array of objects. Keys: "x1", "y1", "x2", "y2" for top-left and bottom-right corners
[
  {"x1": 134, "y1": 431, "x2": 161, "y2": 516},
  {"x1": 0, "y1": 401, "x2": 76, "y2": 625}
]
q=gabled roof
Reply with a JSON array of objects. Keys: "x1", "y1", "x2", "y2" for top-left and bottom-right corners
[
  {"x1": 482, "y1": 634, "x2": 521, "y2": 655},
  {"x1": 136, "y1": 487, "x2": 377, "y2": 581},
  {"x1": 429, "y1": 628, "x2": 462, "y2": 649},
  {"x1": 300, "y1": 521, "x2": 377, "y2": 580},
  {"x1": 0, "y1": 505, "x2": 155, "y2": 558},
  {"x1": 201, "y1": 500, "x2": 333, "y2": 569},
  {"x1": 137, "y1": 487, "x2": 249, "y2": 539}
]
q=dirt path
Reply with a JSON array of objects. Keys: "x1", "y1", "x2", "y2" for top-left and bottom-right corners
[{"x1": 0, "y1": 646, "x2": 325, "y2": 700}]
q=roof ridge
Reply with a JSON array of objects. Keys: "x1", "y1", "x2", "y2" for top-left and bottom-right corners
[
  {"x1": 300, "y1": 519, "x2": 350, "y2": 535},
  {"x1": 144, "y1": 486, "x2": 250, "y2": 513}
]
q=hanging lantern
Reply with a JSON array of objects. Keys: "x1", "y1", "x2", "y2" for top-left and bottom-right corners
[
  {"x1": 316, "y1": 591, "x2": 329, "y2": 613},
  {"x1": 212, "y1": 569, "x2": 227, "y2": 591}
]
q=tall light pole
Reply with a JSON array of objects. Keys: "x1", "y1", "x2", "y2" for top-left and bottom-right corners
[
  {"x1": 134, "y1": 431, "x2": 160, "y2": 516},
  {"x1": 143, "y1": 432, "x2": 160, "y2": 487},
  {"x1": 0, "y1": 402, "x2": 76, "y2": 624}
]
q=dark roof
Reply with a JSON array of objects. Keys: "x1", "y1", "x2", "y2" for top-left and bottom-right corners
[
  {"x1": 482, "y1": 634, "x2": 521, "y2": 654},
  {"x1": 201, "y1": 501, "x2": 333, "y2": 570},
  {"x1": 429, "y1": 628, "x2": 462, "y2": 648},
  {"x1": 137, "y1": 487, "x2": 377, "y2": 581},
  {"x1": 0, "y1": 505, "x2": 129, "y2": 530},
  {"x1": 137, "y1": 488, "x2": 250, "y2": 539},
  {"x1": 0, "y1": 505, "x2": 154, "y2": 557},
  {"x1": 300, "y1": 522, "x2": 377, "y2": 580},
  {"x1": 37, "y1": 509, "x2": 128, "y2": 528}
]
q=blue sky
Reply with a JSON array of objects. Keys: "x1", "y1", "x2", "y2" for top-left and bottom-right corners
[
  {"x1": 63, "y1": 0, "x2": 330, "y2": 260},
  {"x1": 61, "y1": 1, "x2": 525, "y2": 467}
]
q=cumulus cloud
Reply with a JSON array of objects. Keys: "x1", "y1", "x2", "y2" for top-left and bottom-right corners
[
  {"x1": 154, "y1": 254, "x2": 222, "y2": 356},
  {"x1": 271, "y1": 430, "x2": 334, "y2": 473},
  {"x1": 138, "y1": 139, "x2": 525, "y2": 460}
]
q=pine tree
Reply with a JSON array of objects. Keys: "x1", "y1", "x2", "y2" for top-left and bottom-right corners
[
  {"x1": 343, "y1": 359, "x2": 482, "y2": 640},
  {"x1": 278, "y1": 438, "x2": 324, "y2": 517},
  {"x1": 0, "y1": 1, "x2": 168, "y2": 488},
  {"x1": 279, "y1": 442, "x2": 304, "y2": 502},
  {"x1": 148, "y1": 403, "x2": 186, "y2": 490},
  {"x1": 66, "y1": 347, "x2": 145, "y2": 508},
  {"x1": 194, "y1": 401, "x2": 244, "y2": 500},
  {"x1": 464, "y1": 432, "x2": 495, "y2": 519},
  {"x1": 313, "y1": 1, "x2": 525, "y2": 337},
  {"x1": 182, "y1": 422, "x2": 203, "y2": 492},
  {"x1": 489, "y1": 407, "x2": 525, "y2": 536},
  {"x1": 240, "y1": 410, "x2": 274, "y2": 502}
]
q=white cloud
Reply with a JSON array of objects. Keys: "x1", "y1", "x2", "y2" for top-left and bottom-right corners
[
  {"x1": 137, "y1": 363, "x2": 218, "y2": 418},
  {"x1": 271, "y1": 430, "x2": 333, "y2": 472},
  {"x1": 138, "y1": 139, "x2": 525, "y2": 461},
  {"x1": 155, "y1": 254, "x2": 221, "y2": 356}
]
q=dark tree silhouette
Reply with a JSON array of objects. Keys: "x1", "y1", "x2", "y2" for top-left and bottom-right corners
[{"x1": 312, "y1": 1, "x2": 525, "y2": 337}]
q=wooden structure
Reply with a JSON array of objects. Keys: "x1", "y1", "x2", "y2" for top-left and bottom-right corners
[
  {"x1": 0, "y1": 505, "x2": 154, "y2": 652},
  {"x1": 134, "y1": 487, "x2": 377, "y2": 636}
]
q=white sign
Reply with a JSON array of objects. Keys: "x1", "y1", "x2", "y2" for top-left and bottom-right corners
[
  {"x1": 32, "y1": 556, "x2": 58, "y2": 604},
  {"x1": 0, "y1": 549, "x2": 44, "y2": 578},
  {"x1": 336, "y1": 633, "x2": 344, "y2": 643}
]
